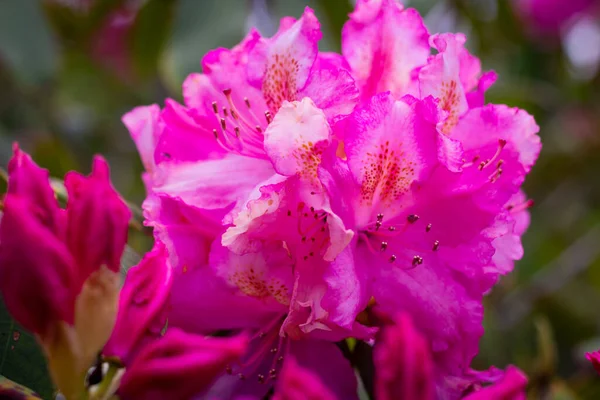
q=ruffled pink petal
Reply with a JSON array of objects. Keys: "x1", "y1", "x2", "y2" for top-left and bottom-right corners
[
  {"x1": 367, "y1": 240, "x2": 484, "y2": 375},
  {"x1": 118, "y1": 329, "x2": 248, "y2": 400},
  {"x1": 264, "y1": 98, "x2": 331, "y2": 182},
  {"x1": 168, "y1": 266, "x2": 283, "y2": 334},
  {"x1": 342, "y1": 0, "x2": 430, "y2": 100},
  {"x1": 150, "y1": 155, "x2": 275, "y2": 220},
  {"x1": 122, "y1": 104, "x2": 161, "y2": 175},
  {"x1": 210, "y1": 241, "x2": 293, "y2": 308},
  {"x1": 103, "y1": 241, "x2": 172, "y2": 365},
  {"x1": 248, "y1": 7, "x2": 322, "y2": 112},
  {"x1": 343, "y1": 93, "x2": 444, "y2": 227},
  {"x1": 375, "y1": 313, "x2": 435, "y2": 400},
  {"x1": 419, "y1": 33, "x2": 470, "y2": 134}
]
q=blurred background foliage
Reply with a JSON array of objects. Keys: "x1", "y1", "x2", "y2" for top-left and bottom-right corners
[{"x1": 1, "y1": 0, "x2": 600, "y2": 398}]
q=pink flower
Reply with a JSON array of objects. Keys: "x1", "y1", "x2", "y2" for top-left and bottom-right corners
[
  {"x1": 317, "y1": 92, "x2": 539, "y2": 394},
  {"x1": 122, "y1": 7, "x2": 359, "y2": 279},
  {"x1": 0, "y1": 144, "x2": 130, "y2": 337},
  {"x1": 118, "y1": 329, "x2": 248, "y2": 400},
  {"x1": 586, "y1": 350, "x2": 600, "y2": 375},
  {"x1": 513, "y1": 0, "x2": 598, "y2": 37},
  {"x1": 103, "y1": 241, "x2": 172, "y2": 365},
  {"x1": 375, "y1": 313, "x2": 434, "y2": 400}
]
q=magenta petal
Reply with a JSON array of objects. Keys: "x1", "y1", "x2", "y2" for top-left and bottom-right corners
[
  {"x1": 103, "y1": 241, "x2": 172, "y2": 364},
  {"x1": 118, "y1": 329, "x2": 248, "y2": 400},
  {"x1": 7, "y1": 143, "x2": 64, "y2": 235},
  {"x1": 375, "y1": 313, "x2": 434, "y2": 400},
  {"x1": 462, "y1": 366, "x2": 528, "y2": 400},
  {"x1": 586, "y1": 350, "x2": 600, "y2": 375},
  {"x1": 342, "y1": 0, "x2": 430, "y2": 100},
  {"x1": 0, "y1": 196, "x2": 76, "y2": 335},
  {"x1": 273, "y1": 357, "x2": 336, "y2": 400},
  {"x1": 65, "y1": 156, "x2": 131, "y2": 283}
]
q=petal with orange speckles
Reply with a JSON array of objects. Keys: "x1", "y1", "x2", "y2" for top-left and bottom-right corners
[{"x1": 342, "y1": 0, "x2": 430, "y2": 101}]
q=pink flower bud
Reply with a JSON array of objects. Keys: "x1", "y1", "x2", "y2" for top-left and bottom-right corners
[
  {"x1": 65, "y1": 156, "x2": 131, "y2": 285},
  {"x1": 375, "y1": 313, "x2": 435, "y2": 400},
  {"x1": 0, "y1": 195, "x2": 76, "y2": 336},
  {"x1": 463, "y1": 366, "x2": 528, "y2": 400},
  {"x1": 103, "y1": 242, "x2": 172, "y2": 365},
  {"x1": 118, "y1": 329, "x2": 248, "y2": 400}
]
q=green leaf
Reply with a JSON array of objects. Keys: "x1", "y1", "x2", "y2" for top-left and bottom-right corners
[
  {"x1": 0, "y1": 300, "x2": 55, "y2": 399},
  {"x1": 131, "y1": 0, "x2": 177, "y2": 79}
]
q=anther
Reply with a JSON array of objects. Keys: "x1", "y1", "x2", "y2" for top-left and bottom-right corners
[
  {"x1": 244, "y1": 97, "x2": 251, "y2": 108},
  {"x1": 270, "y1": 348, "x2": 278, "y2": 353},
  {"x1": 375, "y1": 221, "x2": 382, "y2": 231},
  {"x1": 407, "y1": 214, "x2": 419, "y2": 223},
  {"x1": 211, "y1": 101, "x2": 218, "y2": 113},
  {"x1": 433, "y1": 240, "x2": 440, "y2": 251},
  {"x1": 255, "y1": 125, "x2": 262, "y2": 133},
  {"x1": 389, "y1": 255, "x2": 397, "y2": 263},
  {"x1": 258, "y1": 374, "x2": 265, "y2": 383},
  {"x1": 478, "y1": 161, "x2": 487, "y2": 171},
  {"x1": 380, "y1": 242, "x2": 388, "y2": 251},
  {"x1": 212, "y1": 129, "x2": 218, "y2": 140},
  {"x1": 388, "y1": 226, "x2": 396, "y2": 231},
  {"x1": 231, "y1": 109, "x2": 238, "y2": 120},
  {"x1": 258, "y1": 332, "x2": 266, "y2": 338},
  {"x1": 269, "y1": 369, "x2": 277, "y2": 376},
  {"x1": 265, "y1": 111, "x2": 272, "y2": 123},
  {"x1": 234, "y1": 126, "x2": 240, "y2": 137},
  {"x1": 412, "y1": 256, "x2": 423, "y2": 266},
  {"x1": 287, "y1": 210, "x2": 292, "y2": 216},
  {"x1": 426, "y1": 223, "x2": 432, "y2": 232},
  {"x1": 310, "y1": 207, "x2": 315, "y2": 212},
  {"x1": 220, "y1": 118, "x2": 227, "y2": 130},
  {"x1": 377, "y1": 213, "x2": 384, "y2": 221},
  {"x1": 277, "y1": 356, "x2": 284, "y2": 363},
  {"x1": 222, "y1": 106, "x2": 229, "y2": 117}
]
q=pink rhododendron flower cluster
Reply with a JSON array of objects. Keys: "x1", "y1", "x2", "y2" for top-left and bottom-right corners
[
  {"x1": 122, "y1": 0, "x2": 541, "y2": 398},
  {"x1": 0, "y1": 0, "x2": 546, "y2": 399}
]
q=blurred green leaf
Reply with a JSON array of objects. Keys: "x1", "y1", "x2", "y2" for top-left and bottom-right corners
[
  {"x1": 0, "y1": 1, "x2": 58, "y2": 85},
  {"x1": 131, "y1": 0, "x2": 177, "y2": 79}
]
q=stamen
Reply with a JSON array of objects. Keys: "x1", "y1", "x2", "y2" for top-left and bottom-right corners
[
  {"x1": 212, "y1": 101, "x2": 218, "y2": 113},
  {"x1": 479, "y1": 139, "x2": 507, "y2": 170},
  {"x1": 380, "y1": 242, "x2": 388, "y2": 252},
  {"x1": 265, "y1": 111, "x2": 272, "y2": 124},
  {"x1": 426, "y1": 223, "x2": 432, "y2": 232},
  {"x1": 220, "y1": 118, "x2": 227, "y2": 130},
  {"x1": 389, "y1": 255, "x2": 397, "y2": 263},
  {"x1": 222, "y1": 106, "x2": 229, "y2": 117},
  {"x1": 432, "y1": 240, "x2": 440, "y2": 251},
  {"x1": 244, "y1": 97, "x2": 251, "y2": 108},
  {"x1": 412, "y1": 255, "x2": 423, "y2": 266},
  {"x1": 507, "y1": 199, "x2": 534, "y2": 213}
]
